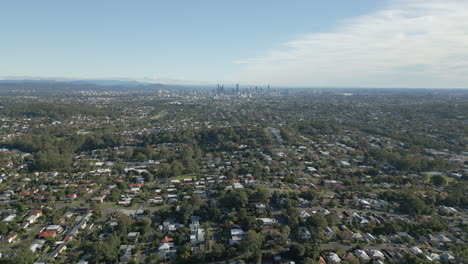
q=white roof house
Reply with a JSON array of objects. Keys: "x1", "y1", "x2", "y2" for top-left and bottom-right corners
[
  {"x1": 368, "y1": 249, "x2": 385, "y2": 259},
  {"x1": 230, "y1": 228, "x2": 245, "y2": 245},
  {"x1": 410, "y1": 247, "x2": 423, "y2": 255},
  {"x1": 327, "y1": 252, "x2": 341, "y2": 263}
]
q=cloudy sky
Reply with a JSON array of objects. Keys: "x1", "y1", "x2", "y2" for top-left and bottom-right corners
[{"x1": 2, "y1": 0, "x2": 468, "y2": 88}]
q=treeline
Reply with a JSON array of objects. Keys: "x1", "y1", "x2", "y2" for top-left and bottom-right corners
[
  {"x1": 146, "y1": 126, "x2": 273, "y2": 151},
  {"x1": 0, "y1": 102, "x2": 114, "y2": 120},
  {"x1": 365, "y1": 148, "x2": 455, "y2": 172},
  {"x1": 379, "y1": 183, "x2": 467, "y2": 215},
  {"x1": 7, "y1": 124, "x2": 273, "y2": 172},
  {"x1": 295, "y1": 120, "x2": 343, "y2": 136},
  {"x1": 6, "y1": 127, "x2": 124, "y2": 171},
  {"x1": 361, "y1": 124, "x2": 465, "y2": 152}
]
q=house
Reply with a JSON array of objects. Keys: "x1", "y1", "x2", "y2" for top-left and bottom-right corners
[
  {"x1": 410, "y1": 247, "x2": 423, "y2": 255},
  {"x1": 363, "y1": 233, "x2": 376, "y2": 242},
  {"x1": 257, "y1": 217, "x2": 276, "y2": 226},
  {"x1": 165, "y1": 194, "x2": 178, "y2": 203},
  {"x1": 161, "y1": 220, "x2": 180, "y2": 232},
  {"x1": 129, "y1": 187, "x2": 140, "y2": 193},
  {"x1": 118, "y1": 197, "x2": 132, "y2": 206},
  {"x1": 32, "y1": 209, "x2": 43, "y2": 217},
  {"x1": 161, "y1": 236, "x2": 173, "y2": 243},
  {"x1": 230, "y1": 228, "x2": 245, "y2": 245},
  {"x1": 359, "y1": 199, "x2": 371, "y2": 209},
  {"x1": 158, "y1": 242, "x2": 176, "y2": 258},
  {"x1": 300, "y1": 210, "x2": 311, "y2": 219},
  {"x1": 189, "y1": 219, "x2": 205, "y2": 245},
  {"x1": 299, "y1": 226, "x2": 312, "y2": 240},
  {"x1": 30, "y1": 239, "x2": 46, "y2": 252},
  {"x1": 343, "y1": 252, "x2": 358, "y2": 263},
  {"x1": 25, "y1": 209, "x2": 43, "y2": 224},
  {"x1": 128, "y1": 232, "x2": 140, "y2": 242},
  {"x1": 39, "y1": 230, "x2": 57, "y2": 238},
  {"x1": 435, "y1": 234, "x2": 451, "y2": 242},
  {"x1": 317, "y1": 256, "x2": 327, "y2": 264},
  {"x1": 34, "y1": 194, "x2": 46, "y2": 201},
  {"x1": 46, "y1": 225, "x2": 63, "y2": 233},
  {"x1": 233, "y1": 182, "x2": 244, "y2": 189},
  {"x1": 427, "y1": 253, "x2": 440, "y2": 261},
  {"x1": 440, "y1": 252, "x2": 454, "y2": 261},
  {"x1": 324, "y1": 226, "x2": 334, "y2": 237},
  {"x1": 120, "y1": 245, "x2": 136, "y2": 263},
  {"x1": 149, "y1": 196, "x2": 164, "y2": 204},
  {"x1": 25, "y1": 214, "x2": 39, "y2": 225},
  {"x1": 368, "y1": 249, "x2": 385, "y2": 260},
  {"x1": 396, "y1": 231, "x2": 412, "y2": 239},
  {"x1": 327, "y1": 252, "x2": 341, "y2": 263},
  {"x1": 91, "y1": 195, "x2": 106, "y2": 203},
  {"x1": 352, "y1": 232, "x2": 364, "y2": 241},
  {"x1": 319, "y1": 208, "x2": 330, "y2": 215},
  {"x1": 255, "y1": 203, "x2": 266, "y2": 211},
  {"x1": 2, "y1": 214, "x2": 16, "y2": 223},
  {"x1": 355, "y1": 249, "x2": 370, "y2": 261},
  {"x1": 439, "y1": 206, "x2": 458, "y2": 215},
  {"x1": 5, "y1": 233, "x2": 18, "y2": 243}
]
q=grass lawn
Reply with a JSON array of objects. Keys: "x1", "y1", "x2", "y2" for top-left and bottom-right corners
[{"x1": 443, "y1": 176, "x2": 456, "y2": 183}]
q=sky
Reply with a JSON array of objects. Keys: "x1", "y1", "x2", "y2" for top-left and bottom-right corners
[{"x1": 1, "y1": 0, "x2": 468, "y2": 88}]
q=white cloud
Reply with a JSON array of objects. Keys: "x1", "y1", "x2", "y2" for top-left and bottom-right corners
[{"x1": 229, "y1": 0, "x2": 468, "y2": 88}]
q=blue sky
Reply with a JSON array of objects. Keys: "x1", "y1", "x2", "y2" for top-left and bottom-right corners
[{"x1": 2, "y1": 0, "x2": 468, "y2": 88}]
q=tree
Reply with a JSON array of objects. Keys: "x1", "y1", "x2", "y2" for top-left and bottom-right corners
[
  {"x1": 14, "y1": 202, "x2": 26, "y2": 213},
  {"x1": 116, "y1": 212, "x2": 132, "y2": 234},
  {"x1": 399, "y1": 194, "x2": 429, "y2": 216},
  {"x1": 138, "y1": 217, "x2": 152, "y2": 235},
  {"x1": 179, "y1": 194, "x2": 203, "y2": 223},
  {"x1": 256, "y1": 186, "x2": 270, "y2": 202},
  {"x1": 0, "y1": 222, "x2": 9, "y2": 235},
  {"x1": 209, "y1": 242, "x2": 226, "y2": 260},
  {"x1": 147, "y1": 253, "x2": 164, "y2": 264},
  {"x1": 170, "y1": 161, "x2": 184, "y2": 176},
  {"x1": 2, "y1": 243, "x2": 35, "y2": 264},
  {"x1": 431, "y1": 175, "x2": 447, "y2": 186},
  {"x1": 301, "y1": 189, "x2": 320, "y2": 201},
  {"x1": 403, "y1": 253, "x2": 432, "y2": 264},
  {"x1": 221, "y1": 190, "x2": 248, "y2": 209},
  {"x1": 44, "y1": 234, "x2": 57, "y2": 246},
  {"x1": 240, "y1": 230, "x2": 264, "y2": 258},
  {"x1": 108, "y1": 188, "x2": 121, "y2": 202},
  {"x1": 302, "y1": 258, "x2": 316, "y2": 264},
  {"x1": 284, "y1": 207, "x2": 300, "y2": 227},
  {"x1": 280, "y1": 225, "x2": 291, "y2": 244},
  {"x1": 325, "y1": 212, "x2": 339, "y2": 226},
  {"x1": 307, "y1": 213, "x2": 328, "y2": 228},
  {"x1": 286, "y1": 243, "x2": 305, "y2": 261},
  {"x1": 177, "y1": 242, "x2": 192, "y2": 263}
]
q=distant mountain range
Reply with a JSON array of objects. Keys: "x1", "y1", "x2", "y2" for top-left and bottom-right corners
[
  {"x1": 0, "y1": 79, "x2": 173, "y2": 95},
  {"x1": 0, "y1": 79, "x2": 220, "y2": 96},
  {"x1": 0, "y1": 78, "x2": 157, "y2": 86}
]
